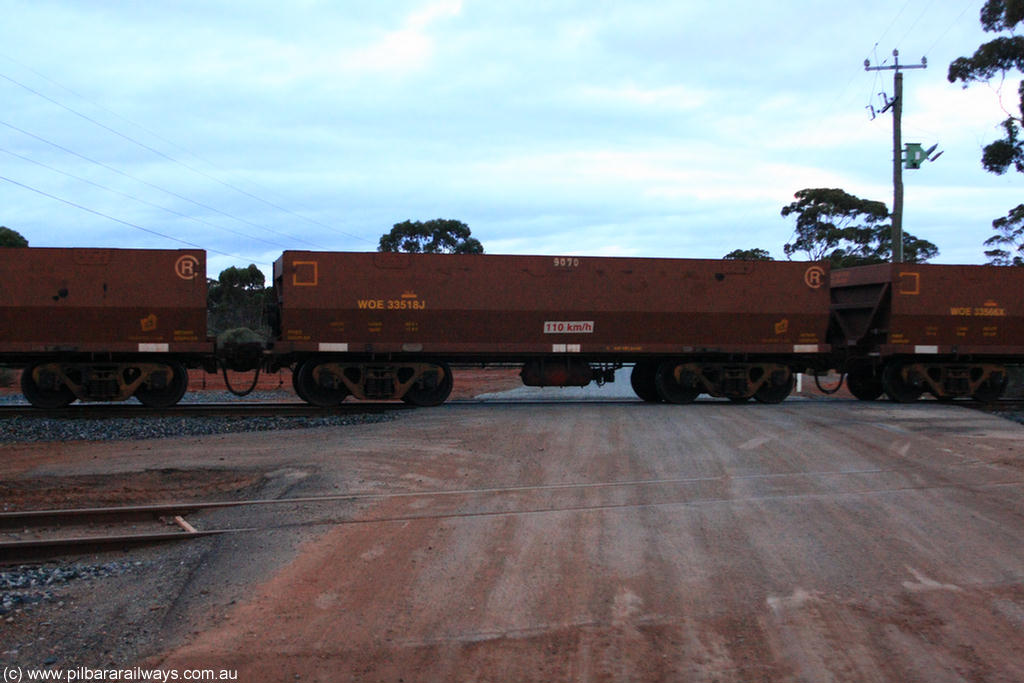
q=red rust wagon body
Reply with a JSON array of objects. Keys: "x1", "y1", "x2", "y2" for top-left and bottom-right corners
[
  {"x1": 830, "y1": 263, "x2": 1024, "y2": 401},
  {"x1": 0, "y1": 247, "x2": 211, "y2": 407},
  {"x1": 272, "y1": 251, "x2": 833, "y2": 405},
  {"x1": 6, "y1": 245, "x2": 1018, "y2": 409}
]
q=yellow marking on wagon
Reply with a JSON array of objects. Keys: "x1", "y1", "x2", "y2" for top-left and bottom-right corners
[
  {"x1": 949, "y1": 306, "x2": 1006, "y2": 317},
  {"x1": 974, "y1": 306, "x2": 1005, "y2": 316},
  {"x1": 357, "y1": 298, "x2": 427, "y2": 310},
  {"x1": 898, "y1": 271, "x2": 920, "y2": 295},
  {"x1": 292, "y1": 260, "x2": 319, "y2": 286}
]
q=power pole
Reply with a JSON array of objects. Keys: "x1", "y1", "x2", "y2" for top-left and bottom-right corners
[{"x1": 865, "y1": 49, "x2": 927, "y2": 263}]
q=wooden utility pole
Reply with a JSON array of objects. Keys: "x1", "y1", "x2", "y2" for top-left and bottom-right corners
[{"x1": 865, "y1": 49, "x2": 927, "y2": 263}]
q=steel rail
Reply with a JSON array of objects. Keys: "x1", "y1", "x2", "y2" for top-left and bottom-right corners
[
  {"x1": 0, "y1": 529, "x2": 237, "y2": 564},
  {"x1": 5, "y1": 459, "x2": 1023, "y2": 564},
  {"x1": 11, "y1": 477, "x2": 1024, "y2": 563}
]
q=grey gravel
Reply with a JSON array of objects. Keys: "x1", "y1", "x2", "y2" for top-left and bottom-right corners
[
  {"x1": 0, "y1": 389, "x2": 294, "y2": 406},
  {"x1": 1, "y1": 562, "x2": 141, "y2": 615},
  {"x1": 0, "y1": 412, "x2": 394, "y2": 444},
  {"x1": 1, "y1": 387, "x2": 400, "y2": 443},
  {"x1": 994, "y1": 410, "x2": 1024, "y2": 425}
]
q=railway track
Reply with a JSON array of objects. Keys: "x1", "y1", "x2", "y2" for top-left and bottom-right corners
[
  {"x1": 0, "y1": 502, "x2": 237, "y2": 564},
  {"x1": 7, "y1": 456, "x2": 1024, "y2": 565}
]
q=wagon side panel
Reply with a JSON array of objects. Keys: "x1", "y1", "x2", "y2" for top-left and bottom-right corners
[
  {"x1": 274, "y1": 251, "x2": 831, "y2": 359},
  {"x1": 0, "y1": 248, "x2": 209, "y2": 355}
]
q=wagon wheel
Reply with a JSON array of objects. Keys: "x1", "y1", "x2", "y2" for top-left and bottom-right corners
[
  {"x1": 135, "y1": 361, "x2": 189, "y2": 408},
  {"x1": 403, "y1": 362, "x2": 453, "y2": 407},
  {"x1": 753, "y1": 373, "x2": 794, "y2": 404},
  {"x1": 882, "y1": 363, "x2": 922, "y2": 403},
  {"x1": 847, "y1": 368, "x2": 884, "y2": 401},
  {"x1": 630, "y1": 361, "x2": 662, "y2": 403},
  {"x1": 296, "y1": 361, "x2": 349, "y2": 407},
  {"x1": 972, "y1": 371, "x2": 1007, "y2": 404},
  {"x1": 20, "y1": 362, "x2": 75, "y2": 409},
  {"x1": 654, "y1": 361, "x2": 699, "y2": 404}
]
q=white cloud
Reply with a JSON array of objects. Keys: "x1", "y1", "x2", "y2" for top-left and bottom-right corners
[{"x1": 346, "y1": 0, "x2": 463, "y2": 75}]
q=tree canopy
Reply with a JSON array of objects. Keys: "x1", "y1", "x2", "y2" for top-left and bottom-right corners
[
  {"x1": 378, "y1": 219, "x2": 484, "y2": 254},
  {"x1": 215, "y1": 264, "x2": 265, "y2": 291},
  {"x1": 986, "y1": 203, "x2": 1024, "y2": 265},
  {"x1": 207, "y1": 264, "x2": 273, "y2": 336},
  {"x1": 781, "y1": 188, "x2": 938, "y2": 267},
  {"x1": 948, "y1": 0, "x2": 1024, "y2": 264},
  {"x1": 0, "y1": 226, "x2": 28, "y2": 247},
  {"x1": 723, "y1": 248, "x2": 773, "y2": 261}
]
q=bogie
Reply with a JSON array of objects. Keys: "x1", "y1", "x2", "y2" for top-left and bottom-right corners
[
  {"x1": 20, "y1": 360, "x2": 190, "y2": 408},
  {"x1": 880, "y1": 361, "x2": 1008, "y2": 403},
  {"x1": 292, "y1": 360, "x2": 452, "y2": 406}
]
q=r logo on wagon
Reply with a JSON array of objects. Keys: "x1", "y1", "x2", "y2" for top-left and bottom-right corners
[
  {"x1": 803, "y1": 265, "x2": 825, "y2": 289},
  {"x1": 175, "y1": 255, "x2": 200, "y2": 280},
  {"x1": 544, "y1": 320, "x2": 594, "y2": 334}
]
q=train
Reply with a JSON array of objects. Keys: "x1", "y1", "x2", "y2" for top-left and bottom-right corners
[{"x1": 1, "y1": 247, "x2": 1021, "y2": 408}]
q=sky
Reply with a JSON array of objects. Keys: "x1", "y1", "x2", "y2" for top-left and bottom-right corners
[{"x1": 1, "y1": 0, "x2": 1020, "y2": 278}]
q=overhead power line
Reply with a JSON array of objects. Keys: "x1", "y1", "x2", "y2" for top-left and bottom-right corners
[
  {"x1": 0, "y1": 173, "x2": 266, "y2": 265},
  {"x1": 873, "y1": 0, "x2": 916, "y2": 51},
  {"x1": 925, "y1": 0, "x2": 979, "y2": 57},
  {"x1": 0, "y1": 118, "x2": 326, "y2": 249},
  {"x1": 0, "y1": 65, "x2": 372, "y2": 245},
  {"x1": 897, "y1": 0, "x2": 938, "y2": 48},
  {"x1": 0, "y1": 145, "x2": 290, "y2": 251}
]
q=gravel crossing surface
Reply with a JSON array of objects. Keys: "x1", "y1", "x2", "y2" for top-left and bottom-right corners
[{"x1": 0, "y1": 391, "x2": 394, "y2": 443}]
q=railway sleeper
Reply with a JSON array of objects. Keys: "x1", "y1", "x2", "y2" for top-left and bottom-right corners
[{"x1": 21, "y1": 360, "x2": 188, "y2": 408}]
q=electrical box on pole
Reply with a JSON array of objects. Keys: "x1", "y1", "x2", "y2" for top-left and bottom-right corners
[
  {"x1": 905, "y1": 142, "x2": 942, "y2": 170},
  {"x1": 905, "y1": 143, "x2": 926, "y2": 169}
]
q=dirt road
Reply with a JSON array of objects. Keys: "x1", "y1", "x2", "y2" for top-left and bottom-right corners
[{"x1": 136, "y1": 400, "x2": 1024, "y2": 682}]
